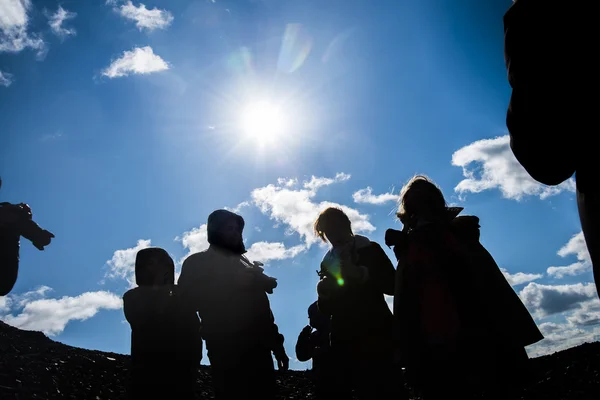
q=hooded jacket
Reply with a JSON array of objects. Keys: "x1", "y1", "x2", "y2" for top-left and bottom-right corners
[
  {"x1": 389, "y1": 210, "x2": 543, "y2": 363},
  {"x1": 123, "y1": 285, "x2": 203, "y2": 366},
  {"x1": 177, "y1": 211, "x2": 283, "y2": 362}
]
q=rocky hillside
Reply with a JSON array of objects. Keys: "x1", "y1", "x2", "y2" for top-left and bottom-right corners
[{"x1": 0, "y1": 321, "x2": 598, "y2": 399}]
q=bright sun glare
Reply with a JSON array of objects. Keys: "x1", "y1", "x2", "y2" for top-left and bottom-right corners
[{"x1": 241, "y1": 101, "x2": 287, "y2": 144}]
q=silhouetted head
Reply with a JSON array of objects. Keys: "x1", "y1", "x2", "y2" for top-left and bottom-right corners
[
  {"x1": 135, "y1": 247, "x2": 175, "y2": 286},
  {"x1": 308, "y1": 301, "x2": 329, "y2": 331},
  {"x1": 207, "y1": 209, "x2": 246, "y2": 254},
  {"x1": 397, "y1": 175, "x2": 447, "y2": 228},
  {"x1": 314, "y1": 207, "x2": 353, "y2": 247}
]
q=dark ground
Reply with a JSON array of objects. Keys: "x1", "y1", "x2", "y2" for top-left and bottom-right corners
[{"x1": 1, "y1": 321, "x2": 598, "y2": 399}]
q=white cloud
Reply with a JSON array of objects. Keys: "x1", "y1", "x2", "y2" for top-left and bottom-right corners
[
  {"x1": 48, "y1": 6, "x2": 76, "y2": 39},
  {"x1": 0, "y1": 70, "x2": 13, "y2": 86},
  {"x1": 0, "y1": 0, "x2": 45, "y2": 55},
  {"x1": 519, "y1": 282, "x2": 598, "y2": 318},
  {"x1": 303, "y1": 172, "x2": 351, "y2": 191},
  {"x1": 518, "y1": 280, "x2": 600, "y2": 357},
  {"x1": 0, "y1": 296, "x2": 11, "y2": 313},
  {"x1": 547, "y1": 232, "x2": 592, "y2": 279},
  {"x1": 10, "y1": 285, "x2": 53, "y2": 308},
  {"x1": 566, "y1": 299, "x2": 600, "y2": 327},
  {"x1": 176, "y1": 223, "x2": 208, "y2": 263},
  {"x1": 105, "y1": 239, "x2": 151, "y2": 287},
  {"x1": 1, "y1": 288, "x2": 122, "y2": 336},
  {"x1": 102, "y1": 46, "x2": 169, "y2": 78},
  {"x1": 251, "y1": 173, "x2": 374, "y2": 247},
  {"x1": 111, "y1": 1, "x2": 173, "y2": 32},
  {"x1": 277, "y1": 178, "x2": 298, "y2": 187},
  {"x1": 501, "y1": 268, "x2": 543, "y2": 286},
  {"x1": 225, "y1": 201, "x2": 250, "y2": 214},
  {"x1": 452, "y1": 135, "x2": 575, "y2": 200},
  {"x1": 245, "y1": 242, "x2": 306, "y2": 263},
  {"x1": 352, "y1": 187, "x2": 399, "y2": 205}
]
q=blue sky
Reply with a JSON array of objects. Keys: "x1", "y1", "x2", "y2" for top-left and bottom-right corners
[{"x1": 1, "y1": 0, "x2": 598, "y2": 369}]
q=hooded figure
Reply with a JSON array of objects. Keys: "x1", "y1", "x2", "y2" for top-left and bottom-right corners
[
  {"x1": 123, "y1": 247, "x2": 202, "y2": 400},
  {"x1": 178, "y1": 209, "x2": 288, "y2": 400},
  {"x1": 387, "y1": 175, "x2": 543, "y2": 400}
]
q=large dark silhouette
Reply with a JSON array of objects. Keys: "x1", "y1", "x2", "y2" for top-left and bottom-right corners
[
  {"x1": 0, "y1": 178, "x2": 54, "y2": 296},
  {"x1": 503, "y1": 0, "x2": 599, "y2": 296},
  {"x1": 178, "y1": 209, "x2": 289, "y2": 400},
  {"x1": 123, "y1": 247, "x2": 202, "y2": 400},
  {"x1": 295, "y1": 300, "x2": 338, "y2": 399},
  {"x1": 314, "y1": 207, "x2": 404, "y2": 400},
  {"x1": 386, "y1": 175, "x2": 543, "y2": 400}
]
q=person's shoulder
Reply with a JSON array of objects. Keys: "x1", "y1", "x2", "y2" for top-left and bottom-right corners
[
  {"x1": 182, "y1": 248, "x2": 213, "y2": 267},
  {"x1": 321, "y1": 247, "x2": 334, "y2": 263},
  {"x1": 355, "y1": 235, "x2": 383, "y2": 252},
  {"x1": 123, "y1": 287, "x2": 140, "y2": 302}
]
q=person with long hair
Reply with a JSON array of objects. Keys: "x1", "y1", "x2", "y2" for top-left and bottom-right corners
[{"x1": 386, "y1": 175, "x2": 543, "y2": 399}]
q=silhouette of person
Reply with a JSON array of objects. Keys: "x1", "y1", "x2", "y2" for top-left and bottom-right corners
[
  {"x1": 0, "y1": 177, "x2": 54, "y2": 296},
  {"x1": 123, "y1": 247, "x2": 202, "y2": 400},
  {"x1": 295, "y1": 300, "x2": 337, "y2": 399},
  {"x1": 314, "y1": 207, "x2": 402, "y2": 400},
  {"x1": 503, "y1": 0, "x2": 599, "y2": 296},
  {"x1": 178, "y1": 209, "x2": 289, "y2": 400},
  {"x1": 386, "y1": 175, "x2": 543, "y2": 400}
]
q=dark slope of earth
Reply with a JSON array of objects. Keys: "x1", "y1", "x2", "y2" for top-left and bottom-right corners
[{"x1": 1, "y1": 321, "x2": 598, "y2": 399}]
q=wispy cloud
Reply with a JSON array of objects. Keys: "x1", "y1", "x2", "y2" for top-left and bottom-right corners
[
  {"x1": 501, "y1": 268, "x2": 543, "y2": 286},
  {"x1": 452, "y1": 135, "x2": 575, "y2": 200},
  {"x1": 547, "y1": 232, "x2": 592, "y2": 279},
  {"x1": 245, "y1": 242, "x2": 306, "y2": 264},
  {"x1": 110, "y1": 1, "x2": 173, "y2": 32},
  {"x1": 102, "y1": 46, "x2": 169, "y2": 78},
  {"x1": 48, "y1": 6, "x2": 76, "y2": 39},
  {"x1": 0, "y1": 70, "x2": 13, "y2": 87},
  {"x1": 0, "y1": 0, "x2": 45, "y2": 56},
  {"x1": 352, "y1": 187, "x2": 399, "y2": 205}
]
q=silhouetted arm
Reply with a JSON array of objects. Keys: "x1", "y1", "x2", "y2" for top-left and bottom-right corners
[{"x1": 366, "y1": 242, "x2": 396, "y2": 295}]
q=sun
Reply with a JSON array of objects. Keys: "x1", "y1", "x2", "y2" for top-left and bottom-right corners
[{"x1": 240, "y1": 100, "x2": 287, "y2": 144}]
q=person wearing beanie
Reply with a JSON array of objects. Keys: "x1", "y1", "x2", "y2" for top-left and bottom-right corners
[{"x1": 178, "y1": 209, "x2": 289, "y2": 400}]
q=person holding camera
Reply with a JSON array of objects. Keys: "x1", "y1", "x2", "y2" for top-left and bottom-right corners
[
  {"x1": 386, "y1": 175, "x2": 543, "y2": 400},
  {"x1": 178, "y1": 209, "x2": 289, "y2": 400},
  {"x1": 314, "y1": 207, "x2": 402, "y2": 400},
  {"x1": 0, "y1": 177, "x2": 54, "y2": 296}
]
